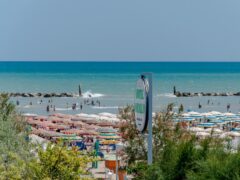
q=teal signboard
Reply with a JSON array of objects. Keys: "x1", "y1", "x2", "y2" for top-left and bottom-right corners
[{"x1": 135, "y1": 77, "x2": 148, "y2": 132}]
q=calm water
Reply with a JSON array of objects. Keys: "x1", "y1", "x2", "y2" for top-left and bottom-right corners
[{"x1": 0, "y1": 61, "x2": 240, "y2": 115}]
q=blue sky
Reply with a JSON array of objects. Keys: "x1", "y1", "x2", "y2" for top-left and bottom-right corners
[{"x1": 0, "y1": 0, "x2": 240, "y2": 61}]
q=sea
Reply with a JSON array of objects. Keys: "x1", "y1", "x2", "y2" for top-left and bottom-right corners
[{"x1": 1, "y1": 61, "x2": 240, "y2": 115}]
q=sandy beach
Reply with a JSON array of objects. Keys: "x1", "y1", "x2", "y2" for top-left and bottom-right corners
[{"x1": 22, "y1": 107, "x2": 240, "y2": 179}]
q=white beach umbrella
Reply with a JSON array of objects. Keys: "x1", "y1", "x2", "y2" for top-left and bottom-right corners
[
  {"x1": 29, "y1": 134, "x2": 49, "y2": 144},
  {"x1": 205, "y1": 128, "x2": 223, "y2": 133},
  {"x1": 201, "y1": 112, "x2": 213, "y2": 117},
  {"x1": 223, "y1": 113, "x2": 236, "y2": 117},
  {"x1": 227, "y1": 131, "x2": 240, "y2": 137},
  {"x1": 219, "y1": 133, "x2": 231, "y2": 139},
  {"x1": 196, "y1": 132, "x2": 211, "y2": 137},
  {"x1": 88, "y1": 114, "x2": 100, "y2": 119},
  {"x1": 189, "y1": 111, "x2": 200, "y2": 115},
  {"x1": 220, "y1": 132, "x2": 240, "y2": 138},
  {"x1": 182, "y1": 113, "x2": 190, "y2": 117},
  {"x1": 75, "y1": 114, "x2": 98, "y2": 121},
  {"x1": 98, "y1": 112, "x2": 117, "y2": 118},
  {"x1": 209, "y1": 111, "x2": 222, "y2": 115},
  {"x1": 76, "y1": 113, "x2": 89, "y2": 117},
  {"x1": 99, "y1": 116, "x2": 119, "y2": 122},
  {"x1": 188, "y1": 127, "x2": 205, "y2": 132}
]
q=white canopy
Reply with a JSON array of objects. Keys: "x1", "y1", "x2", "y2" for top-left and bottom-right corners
[
  {"x1": 196, "y1": 132, "x2": 211, "y2": 137},
  {"x1": 205, "y1": 128, "x2": 223, "y2": 133},
  {"x1": 188, "y1": 127, "x2": 205, "y2": 132}
]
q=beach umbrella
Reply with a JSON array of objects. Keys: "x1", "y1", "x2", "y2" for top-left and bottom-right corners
[
  {"x1": 83, "y1": 119, "x2": 99, "y2": 125},
  {"x1": 226, "y1": 131, "x2": 240, "y2": 137},
  {"x1": 100, "y1": 140, "x2": 119, "y2": 145},
  {"x1": 47, "y1": 123, "x2": 69, "y2": 130},
  {"x1": 51, "y1": 113, "x2": 73, "y2": 119},
  {"x1": 182, "y1": 113, "x2": 190, "y2": 117},
  {"x1": 209, "y1": 111, "x2": 222, "y2": 115},
  {"x1": 29, "y1": 120, "x2": 69, "y2": 130},
  {"x1": 97, "y1": 121, "x2": 114, "y2": 127},
  {"x1": 223, "y1": 113, "x2": 236, "y2": 117},
  {"x1": 88, "y1": 114, "x2": 100, "y2": 119},
  {"x1": 98, "y1": 135, "x2": 121, "y2": 139},
  {"x1": 232, "y1": 128, "x2": 240, "y2": 131},
  {"x1": 80, "y1": 129, "x2": 98, "y2": 135},
  {"x1": 182, "y1": 117, "x2": 196, "y2": 121},
  {"x1": 189, "y1": 111, "x2": 199, "y2": 114},
  {"x1": 98, "y1": 112, "x2": 117, "y2": 118},
  {"x1": 197, "y1": 123, "x2": 216, "y2": 128},
  {"x1": 71, "y1": 121, "x2": 87, "y2": 127},
  {"x1": 84, "y1": 124, "x2": 100, "y2": 130},
  {"x1": 29, "y1": 134, "x2": 49, "y2": 144},
  {"x1": 96, "y1": 127, "x2": 117, "y2": 133},
  {"x1": 195, "y1": 132, "x2": 211, "y2": 137},
  {"x1": 33, "y1": 116, "x2": 48, "y2": 121},
  {"x1": 33, "y1": 129, "x2": 64, "y2": 137},
  {"x1": 62, "y1": 129, "x2": 98, "y2": 136},
  {"x1": 188, "y1": 127, "x2": 205, "y2": 132},
  {"x1": 205, "y1": 128, "x2": 223, "y2": 133},
  {"x1": 99, "y1": 116, "x2": 120, "y2": 122},
  {"x1": 99, "y1": 133, "x2": 117, "y2": 136},
  {"x1": 210, "y1": 120, "x2": 225, "y2": 124},
  {"x1": 219, "y1": 133, "x2": 231, "y2": 139},
  {"x1": 188, "y1": 111, "x2": 201, "y2": 116}
]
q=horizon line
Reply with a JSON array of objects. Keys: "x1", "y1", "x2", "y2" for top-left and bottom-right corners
[{"x1": 0, "y1": 60, "x2": 240, "y2": 63}]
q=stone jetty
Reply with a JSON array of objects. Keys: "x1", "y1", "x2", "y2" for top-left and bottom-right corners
[
  {"x1": 173, "y1": 86, "x2": 240, "y2": 97},
  {"x1": 5, "y1": 92, "x2": 76, "y2": 98},
  {"x1": 174, "y1": 91, "x2": 240, "y2": 97}
]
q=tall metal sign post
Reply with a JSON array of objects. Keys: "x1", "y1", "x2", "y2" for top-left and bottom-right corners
[{"x1": 134, "y1": 73, "x2": 153, "y2": 165}]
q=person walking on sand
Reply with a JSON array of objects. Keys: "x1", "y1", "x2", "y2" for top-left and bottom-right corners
[{"x1": 80, "y1": 103, "x2": 83, "y2": 110}]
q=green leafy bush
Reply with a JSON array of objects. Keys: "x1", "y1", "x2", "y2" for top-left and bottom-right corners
[{"x1": 119, "y1": 104, "x2": 240, "y2": 180}]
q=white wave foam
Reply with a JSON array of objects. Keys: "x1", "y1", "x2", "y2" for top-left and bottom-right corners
[
  {"x1": 56, "y1": 107, "x2": 75, "y2": 111},
  {"x1": 157, "y1": 93, "x2": 176, "y2": 98},
  {"x1": 82, "y1": 90, "x2": 104, "y2": 98}
]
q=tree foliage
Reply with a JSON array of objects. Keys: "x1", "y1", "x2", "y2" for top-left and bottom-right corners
[
  {"x1": 0, "y1": 93, "x2": 33, "y2": 179},
  {"x1": 0, "y1": 94, "x2": 95, "y2": 179},
  {"x1": 119, "y1": 104, "x2": 240, "y2": 180},
  {"x1": 29, "y1": 143, "x2": 95, "y2": 180}
]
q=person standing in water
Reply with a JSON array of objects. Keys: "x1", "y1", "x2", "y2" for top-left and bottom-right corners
[
  {"x1": 207, "y1": 100, "x2": 210, "y2": 105},
  {"x1": 198, "y1": 102, "x2": 202, "y2": 109},
  {"x1": 46, "y1": 105, "x2": 50, "y2": 112},
  {"x1": 227, "y1": 104, "x2": 231, "y2": 112}
]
